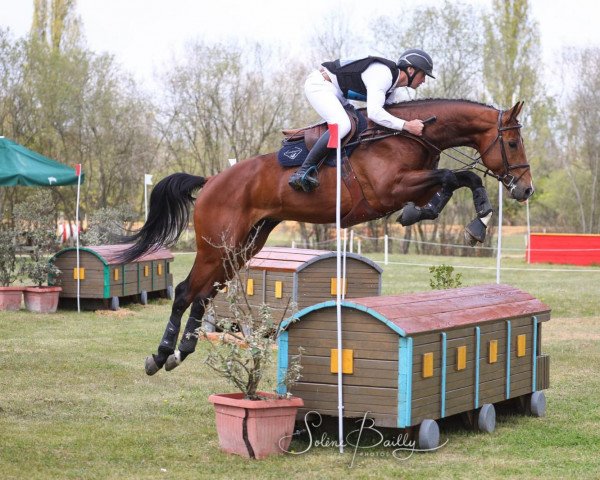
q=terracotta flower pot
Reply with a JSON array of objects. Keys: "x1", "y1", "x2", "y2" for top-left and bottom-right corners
[
  {"x1": 0, "y1": 286, "x2": 24, "y2": 311},
  {"x1": 23, "y1": 286, "x2": 62, "y2": 313},
  {"x1": 208, "y1": 392, "x2": 303, "y2": 459}
]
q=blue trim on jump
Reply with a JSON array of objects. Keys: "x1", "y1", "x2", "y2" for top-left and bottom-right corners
[
  {"x1": 276, "y1": 331, "x2": 289, "y2": 395},
  {"x1": 397, "y1": 337, "x2": 413, "y2": 428},
  {"x1": 279, "y1": 300, "x2": 406, "y2": 337},
  {"x1": 440, "y1": 332, "x2": 447, "y2": 418},
  {"x1": 506, "y1": 320, "x2": 512, "y2": 399},
  {"x1": 475, "y1": 327, "x2": 481, "y2": 409},
  {"x1": 532, "y1": 316, "x2": 538, "y2": 392}
]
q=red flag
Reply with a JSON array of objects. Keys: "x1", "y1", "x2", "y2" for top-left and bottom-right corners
[
  {"x1": 327, "y1": 123, "x2": 339, "y2": 148},
  {"x1": 75, "y1": 164, "x2": 82, "y2": 177}
]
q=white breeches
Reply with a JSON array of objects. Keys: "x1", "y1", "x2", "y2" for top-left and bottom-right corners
[{"x1": 304, "y1": 70, "x2": 352, "y2": 138}]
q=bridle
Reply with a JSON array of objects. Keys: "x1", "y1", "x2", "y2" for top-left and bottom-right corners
[
  {"x1": 351, "y1": 108, "x2": 531, "y2": 193},
  {"x1": 476, "y1": 109, "x2": 530, "y2": 193}
]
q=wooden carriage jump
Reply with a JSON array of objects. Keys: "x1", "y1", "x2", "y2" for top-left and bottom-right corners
[
  {"x1": 277, "y1": 284, "x2": 551, "y2": 449},
  {"x1": 51, "y1": 244, "x2": 174, "y2": 310},
  {"x1": 210, "y1": 246, "x2": 382, "y2": 326}
]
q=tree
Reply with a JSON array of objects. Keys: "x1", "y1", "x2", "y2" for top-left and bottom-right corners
[
  {"x1": 539, "y1": 47, "x2": 600, "y2": 233},
  {"x1": 373, "y1": 0, "x2": 486, "y2": 100},
  {"x1": 31, "y1": 0, "x2": 82, "y2": 52},
  {"x1": 483, "y1": 0, "x2": 558, "y2": 225},
  {"x1": 159, "y1": 41, "x2": 309, "y2": 176}
]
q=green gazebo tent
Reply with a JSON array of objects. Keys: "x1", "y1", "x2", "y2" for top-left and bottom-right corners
[{"x1": 0, "y1": 136, "x2": 83, "y2": 186}]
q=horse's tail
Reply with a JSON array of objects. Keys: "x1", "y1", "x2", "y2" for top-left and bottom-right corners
[{"x1": 119, "y1": 173, "x2": 207, "y2": 263}]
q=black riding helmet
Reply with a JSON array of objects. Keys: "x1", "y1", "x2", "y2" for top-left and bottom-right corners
[{"x1": 397, "y1": 48, "x2": 435, "y2": 81}]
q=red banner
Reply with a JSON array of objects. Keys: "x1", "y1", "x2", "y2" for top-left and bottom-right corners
[{"x1": 527, "y1": 233, "x2": 600, "y2": 266}]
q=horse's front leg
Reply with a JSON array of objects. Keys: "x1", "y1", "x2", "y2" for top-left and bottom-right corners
[
  {"x1": 455, "y1": 171, "x2": 493, "y2": 245},
  {"x1": 397, "y1": 169, "x2": 459, "y2": 226}
]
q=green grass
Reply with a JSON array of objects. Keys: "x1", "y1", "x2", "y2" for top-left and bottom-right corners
[{"x1": 1, "y1": 252, "x2": 599, "y2": 479}]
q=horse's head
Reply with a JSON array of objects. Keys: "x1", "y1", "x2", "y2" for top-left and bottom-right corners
[{"x1": 478, "y1": 101, "x2": 533, "y2": 202}]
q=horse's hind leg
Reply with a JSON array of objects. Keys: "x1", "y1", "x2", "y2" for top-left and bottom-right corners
[
  {"x1": 145, "y1": 277, "x2": 193, "y2": 375},
  {"x1": 164, "y1": 297, "x2": 206, "y2": 371},
  {"x1": 164, "y1": 218, "x2": 281, "y2": 372}
]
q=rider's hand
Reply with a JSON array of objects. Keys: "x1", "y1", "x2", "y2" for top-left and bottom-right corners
[{"x1": 403, "y1": 119, "x2": 424, "y2": 136}]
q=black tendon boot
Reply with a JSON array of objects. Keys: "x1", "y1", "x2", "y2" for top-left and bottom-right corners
[
  {"x1": 288, "y1": 131, "x2": 331, "y2": 192},
  {"x1": 398, "y1": 190, "x2": 453, "y2": 227}
]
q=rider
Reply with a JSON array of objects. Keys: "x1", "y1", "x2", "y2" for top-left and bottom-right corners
[{"x1": 288, "y1": 48, "x2": 435, "y2": 192}]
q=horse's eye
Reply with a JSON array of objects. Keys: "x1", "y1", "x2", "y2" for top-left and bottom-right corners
[{"x1": 508, "y1": 140, "x2": 518, "y2": 148}]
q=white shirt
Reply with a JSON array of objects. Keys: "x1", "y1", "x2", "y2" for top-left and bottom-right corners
[{"x1": 361, "y1": 62, "x2": 406, "y2": 131}]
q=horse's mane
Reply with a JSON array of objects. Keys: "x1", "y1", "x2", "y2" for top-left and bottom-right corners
[{"x1": 386, "y1": 98, "x2": 497, "y2": 110}]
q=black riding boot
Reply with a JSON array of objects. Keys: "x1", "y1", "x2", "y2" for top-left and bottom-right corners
[{"x1": 288, "y1": 131, "x2": 331, "y2": 192}]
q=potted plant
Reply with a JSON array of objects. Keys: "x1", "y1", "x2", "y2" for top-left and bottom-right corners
[
  {"x1": 15, "y1": 191, "x2": 62, "y2": 313},
  {"x1": 0, "y1": 223, "x2": 23, "y2": 311},
  {"x1": 203, "y1": 242, "x2": 304, "y2": 460}
]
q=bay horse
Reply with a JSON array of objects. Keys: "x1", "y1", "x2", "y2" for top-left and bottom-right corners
[{"x1": 121, "y1": 98, "x2": 533, "y2": 375}]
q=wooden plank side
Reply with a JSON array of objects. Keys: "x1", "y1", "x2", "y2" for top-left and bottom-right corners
[{"x1": 296, "y1": 408, "x2": 398, "y2": 428}]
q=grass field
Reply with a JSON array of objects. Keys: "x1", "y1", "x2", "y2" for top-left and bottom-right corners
[{"x1": 1, "y1": 248, "x2": 599, "y2": 479}]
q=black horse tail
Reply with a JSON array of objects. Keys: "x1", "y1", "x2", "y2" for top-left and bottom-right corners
[{"x1": 119, "y1": 173, "x2": 207, "y2": 263}]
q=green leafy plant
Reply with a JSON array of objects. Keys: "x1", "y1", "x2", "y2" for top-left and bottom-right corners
[
  {"x1": 14, "y1": 190, "x2": 61, "y2": 287},
  {"x1": 429, "y1": 264, "x2": 463, "y2": 290},
  {"x1": 80, "y1": 206, "x2": 136, "y2": 246},
  {"x1": 0, "y1": 224, "x2": 19, "y2": 286},
  {"x1": 201, "y1": 239, "x2": 303, "y2": 400}
]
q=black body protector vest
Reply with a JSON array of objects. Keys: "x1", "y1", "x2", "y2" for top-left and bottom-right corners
[{"x1": 321, "y1": 56, "x2": 400, "y2": 102}]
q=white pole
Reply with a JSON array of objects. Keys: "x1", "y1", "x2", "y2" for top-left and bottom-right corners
[
  {"x1": 291, "y1": 240, "x2": 296, "y2": 249},
  {"x1": 144, "y1": 174, "x2": 153, "y2": 221},
  {"x1": 526, "y1": 199, "x2": 531, "y2": 264},
  {"x1": 144, "y1": 182, "x2": 148, "y2": 221},
  {"x1": 357, "y1": 238, "x2": 361, "y2": 255},
  {"x1": 496, "y1": 186, "x2": 503, "y2": 284},
  {"x1": 349, "y1": 230, "x2": 354, "y2": 254},
  {"x1": 342, "y1": 229, "x2": 348, "y2": 301},
  {"x1": 333, "y1": 124, "x2": 344, "y2": 453},
  {"x1": 384, "y1": 234, "x2": 389, "y2": 265},
  {"x1": 75, "y1": 164, "x2": 82, "y2": 313}
]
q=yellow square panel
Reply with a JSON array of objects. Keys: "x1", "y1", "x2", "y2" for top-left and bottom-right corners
[
  {"x1": 517, "y1": 334, "x2": 527, "y2": 357},
  {"x1": 274, "y1": 281, "x2": 283, "y2": 299},
  {"x1": 246, "y1": 278, "x2": 254, "y2": 296},
  {"x1": 456, "y1": 345, "x2": 467, "y2": 371},
  {"x1": 422, "y1": 352, "x2": 434, "y2": 378},
  {"x1": 144, "y1": 265, "x2": 149, "y2": 277},
  {"x1": 488, "y1": 339, "x2": 498, "y2": 364},
  {"x1": 73, "y1": 267, "x2": 85, "y2": 280},
  {"x1": 157, "y1": 263, "x2": 163, "y2": 276},
  {"x1": 114, "y1": 268, "x2": 119, "y2": 281},
  {"x1": 330, "y1": 349, "x2": 354, "y2": 374},
  {"x1": 330, "y1": 278, "x2": 347, "y2": 296}
]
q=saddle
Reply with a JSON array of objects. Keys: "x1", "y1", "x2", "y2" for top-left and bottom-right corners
[{"x1": 281, "y1": 105, "x2": 361, "y2": 150}]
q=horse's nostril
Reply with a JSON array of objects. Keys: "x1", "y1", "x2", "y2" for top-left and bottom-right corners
[{"x1": 525, "y1": 187, "x2": 534, "y2": 198}]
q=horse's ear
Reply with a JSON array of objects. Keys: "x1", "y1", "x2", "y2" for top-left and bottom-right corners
[{"x1": 509, "y1": 101, "x2": 524, "y2": 121}]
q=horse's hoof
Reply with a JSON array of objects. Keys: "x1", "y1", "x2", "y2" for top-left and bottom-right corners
[
  {"x1": 144, "y1": 355, "x2": 161, "y2": 376},
  {"x1": 165, "y1": 352, "x2": 181, "y2": 372},
  {"x1": 465, "y1": 217, "x2": 487, "y2": 245},
  {"x1": 464, "y1": 230, "x2": 479, "y2": 247}
]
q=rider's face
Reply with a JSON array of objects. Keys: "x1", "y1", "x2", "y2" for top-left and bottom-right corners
[{"x1": 410, "y1": 70, "x2": 426, "y2": 89}]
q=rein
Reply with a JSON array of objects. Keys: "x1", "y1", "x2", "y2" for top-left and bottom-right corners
[{"x1": 348, "y1": 109, "x2": 530, "y2": 192}]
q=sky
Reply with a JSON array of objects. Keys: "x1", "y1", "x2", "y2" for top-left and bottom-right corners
[{"x1": 2, "y1": 0, "x2": 600, "y2": 94}]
